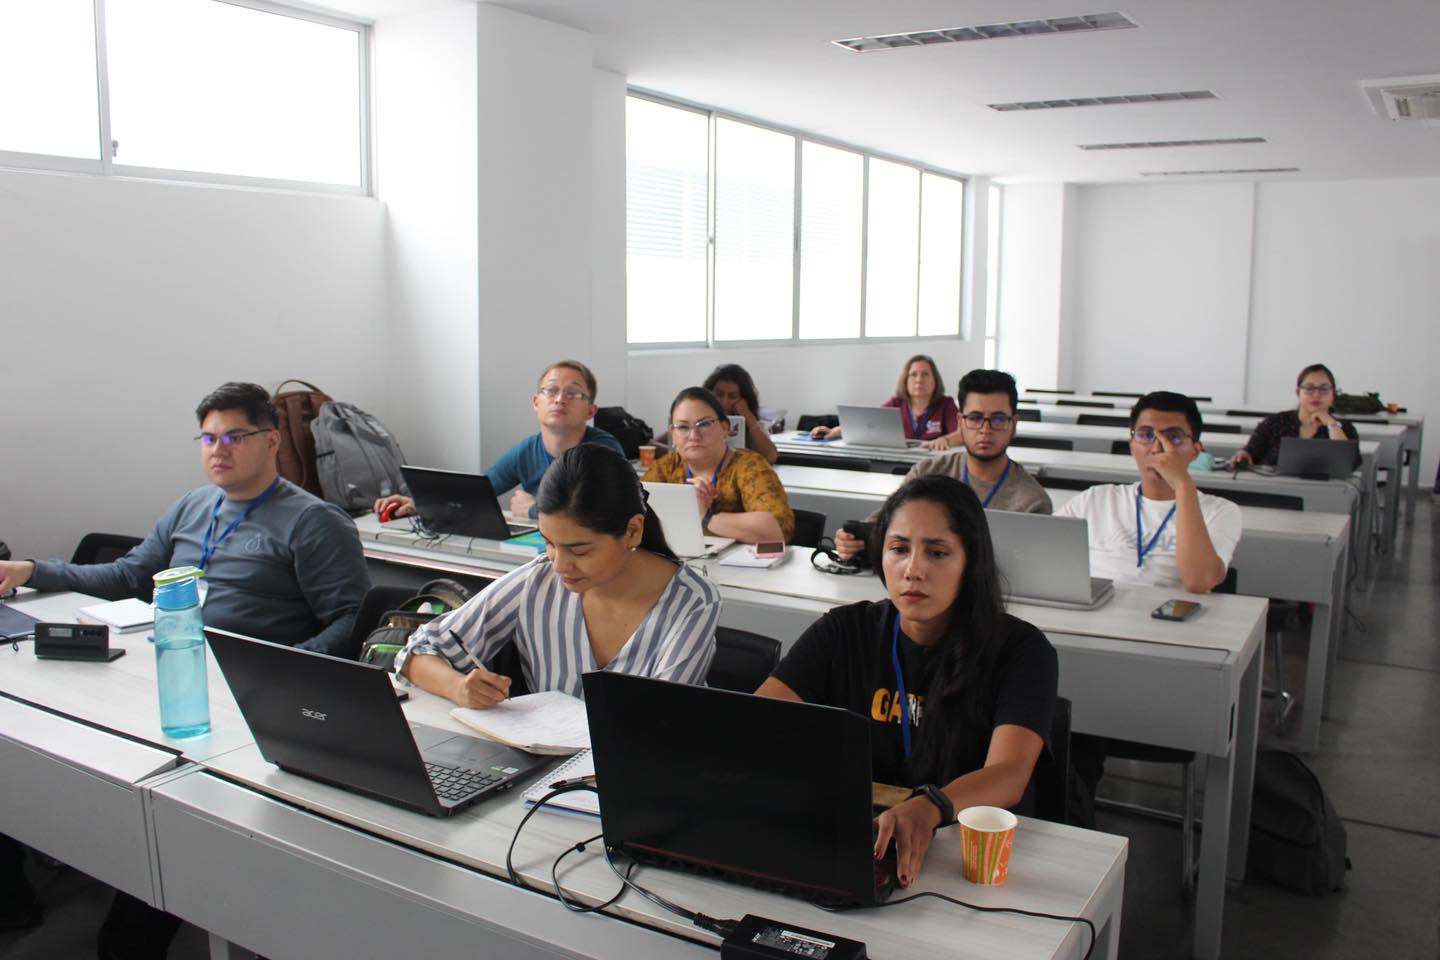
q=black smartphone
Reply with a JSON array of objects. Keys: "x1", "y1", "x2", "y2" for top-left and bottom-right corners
[{"x1": 1152, "y1": 599, "x2": 1202, "y2": 622}]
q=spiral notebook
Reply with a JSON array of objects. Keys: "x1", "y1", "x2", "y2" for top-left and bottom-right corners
[{"x1": 520, "y1": 749, "x2": 599, "y2": 820}]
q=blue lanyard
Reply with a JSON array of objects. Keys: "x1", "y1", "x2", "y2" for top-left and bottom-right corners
[
  {"x1": 889, "y1": 613, "x2": 913, "y2": 759},
  {"x1": 200, "y1": 477, "x2": 281, "y2": 571},
  {"x1": 963, "y1": 457, "x2": 1012, "y2": 509},
  {"x1": 684, "y1": 453, "x2": 726, "y2": 487},
  {"x1": 903, "y1": 401, "x2": 938, "y2": 438},
  {"x1": 1135, "y1": 489, "x2": 1177, "y2": 569}
]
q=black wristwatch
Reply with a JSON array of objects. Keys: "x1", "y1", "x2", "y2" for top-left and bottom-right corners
[{"x1": 911, "y1": 783, "x2": 955, "y2": 827}]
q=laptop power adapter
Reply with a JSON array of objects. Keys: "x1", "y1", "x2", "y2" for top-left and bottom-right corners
[{"x1": 720, "y1": 915, "x2": 866, "y2": 960}]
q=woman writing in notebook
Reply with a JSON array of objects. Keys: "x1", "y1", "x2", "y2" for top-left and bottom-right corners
[
  {"x1": 756, "y1": 475, "x2": 1057, "y2": 888},
  {"x1": 642, "y1": 386, "x2": 795, "y2": 545},
  {"x1": 809, "y1": 355, "x2": 962, "y2": 450},
  {"x1": 1231, "y1": 362, "x2": 1361, "y2": 468},
  {"x1": 396, "y1": 445, "x2": 719, "y2": 707}
]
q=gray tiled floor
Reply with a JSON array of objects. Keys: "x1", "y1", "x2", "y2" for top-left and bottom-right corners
[{"x1": 4, "y1": 499, "x2": 1438, "y2": 959}]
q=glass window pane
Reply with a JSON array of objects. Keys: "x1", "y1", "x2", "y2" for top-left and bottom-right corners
[
  {"x1": 713, "y1": 119, "x2": 794, "y2": 341},
  {"x1": 985, "y1": 184, "x2": 1002, "y2": 339},
  {"x1": 864, "y1": 159, "x2": 920, "y2": 337},
  {"x1": 626, "y1": 97, "x2": 708, "y2": 343},
  {"x1": 918, "y1": 173, "x2": 964, "y2": 336},
  {"x1": 106, "y1": 0, "x2": 362, "y2": 184},
  {"x1": 0, "y1": 1, "x2": 99, "y2": 159},
  {"x1": 798, "y1": 141, "x2": 863, "y2": 340}
]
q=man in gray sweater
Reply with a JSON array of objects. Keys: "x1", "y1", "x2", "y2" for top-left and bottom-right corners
[{"x1": 0, "y1": 381, "x2": 369, "y2": 654}]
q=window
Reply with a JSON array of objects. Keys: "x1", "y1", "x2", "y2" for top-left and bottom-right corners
[
  {"x1": 625, "y1": 93, "x2": 966, "y2": 346},
  {"x1": 0, "y1": 0, "x2": 368, "y2": 192}
]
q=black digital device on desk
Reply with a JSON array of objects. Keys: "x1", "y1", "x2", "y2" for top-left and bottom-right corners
[
  {"x1": 1152, "y1": 599, "x2": 1202, "y2": 622},
  {"x1": 34, "y1": 622, "x2": 126, "y2": 661}
]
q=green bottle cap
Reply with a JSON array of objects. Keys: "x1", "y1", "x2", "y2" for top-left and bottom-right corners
[{"x1": 153, "y1": 565, "x2": 206, "y2": 587}]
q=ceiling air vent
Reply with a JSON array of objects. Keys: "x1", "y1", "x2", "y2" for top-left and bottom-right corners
[
  {"x1": 989, "y1": 90, "x2": 1216, "y2": 112},
  {"x1": 1080, "y1": 136, "x2": 1265, "y2": 151},
  {"x1": 1361, "y1": 75, "x2": 1440, "y2": 127},
  {"x1": 834, "y1": 12, "x2": 1137, "y2": 53},
  {"x1": 1139, "y1": 168, "x2": 1299, "y2": 177}
]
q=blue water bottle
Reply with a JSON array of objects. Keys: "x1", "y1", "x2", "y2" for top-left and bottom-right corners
[{"x1": 151, "y1": 566, "x2": 211, "y2": 739}]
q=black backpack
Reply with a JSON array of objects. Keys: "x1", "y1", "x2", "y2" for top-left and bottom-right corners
[
  {"x1": 359, "y1": 579, "x2": 473, "y2": 671},
  {"x1": 1331, "y1": 391, "x2": 1385, "y2": 416},
  {"x1": 1247, "y1": 749, "x2": 1350, "y2": 894},
  {"x1": 593, "y1": 406, "x2": 655, "y2": 459}
]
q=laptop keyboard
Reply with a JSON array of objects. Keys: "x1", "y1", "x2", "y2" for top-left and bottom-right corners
[{"x1": 424, "y1": 761, "x2": 503, "y2": 802}]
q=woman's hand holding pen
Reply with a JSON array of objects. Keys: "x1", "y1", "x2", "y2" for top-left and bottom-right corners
[{"x1": 450, "y1": 665, "x2": 512, "y2": 708}]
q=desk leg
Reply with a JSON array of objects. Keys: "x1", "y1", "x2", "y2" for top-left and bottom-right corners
[
  {"x1": 208, "y1": 932, "x2": 252, "y2": 960},
  {"x1": 1383, "y1": 452, "x2": 1401, "y2": 550},
  {"x1": 1090, "y1": 861, "x2": 1125, "y2": 960},
  {"x1": 1404, "y1": 430, "x2": 1421, "y2": 525}
]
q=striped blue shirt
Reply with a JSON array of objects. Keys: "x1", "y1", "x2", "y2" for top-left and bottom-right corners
[{"x1": 395, "y1": 555, "x2": 720, "y2": 696}]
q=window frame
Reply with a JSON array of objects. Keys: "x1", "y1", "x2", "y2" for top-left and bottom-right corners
[
  {"x1": 0, "y1": 0, "x2": 372, "y2": 196},
  {"x1": 625, "y1": 88, "x2": 969, "y2": 350}
]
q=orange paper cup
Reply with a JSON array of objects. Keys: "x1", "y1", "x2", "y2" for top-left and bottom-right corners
[
  {"x1": 958, "y1": 805, "x2": 1017, "y2": 885},
  {"x1": 638, "y1": 445, "x2": 657, "y2": 467}
]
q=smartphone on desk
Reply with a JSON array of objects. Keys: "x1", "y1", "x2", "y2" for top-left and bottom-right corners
[
  {"x1": 753, "y1": 541, "x2": 786, "y2": 558},
  {"x1": 1152, "y1": 599, "x2": 1202, "y2": 622}
]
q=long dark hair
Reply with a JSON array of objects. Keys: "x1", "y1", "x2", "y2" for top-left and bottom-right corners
[
  {"x1": 1296, "y1": 363, "x2": 1338, "y2": 393},
  {"x1": 703, "y1": 363, "x2": 761, "y2": 414},
  {"x1": 536, "y1": 445, "x2": 677, "y2": 562},
  {"x1": 869, "y1": 474, "x2": 1008, "y2": 784},
  {"x1": 668, "y1": 385, "x2": 728, "y2": 424}
]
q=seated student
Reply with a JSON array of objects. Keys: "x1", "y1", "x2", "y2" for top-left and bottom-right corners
[
  {"x1": 0, "y1": 382, "x2": 369, "y2": 654},
  {"x1": 810, "y1": 354, "x2": 961, "y2": 450},
  {"x1": 757, "y1": 476, "x2": 1057, "y2": 888},
  {"x1": 1056, "y1": 391, "x2": 1240, "y2": 593},
  {"x1": 831, "y1": 369, "x2": 1050, "y2": 561},
  {"x1": 374, "y1": 359, "x2": 624, "y2": 521},
  {"x1": 703, "y1": 362, "x2": 779, "y2": 465},
  {"x1": 643, "y1": 387, "x2": 795, "y2": 545},
  {"x1": 1232, "y1": 362, "x2": 1361, "y2": 468},
  {"x1": 397, "y1": 445, "x2": 719, "y2": 705}
]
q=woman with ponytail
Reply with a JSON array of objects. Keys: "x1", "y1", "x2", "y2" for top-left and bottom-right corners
[
  {"x1": 397, "y1": 445, "x2": 719, "y2": 706},
  {"x1": 757, "y1": 475, "x2": 1057, "y2": 888}
]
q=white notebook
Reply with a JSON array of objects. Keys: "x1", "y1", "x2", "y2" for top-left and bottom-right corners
[
  {"x1": 77, "y1": 597, "x2": 154, "y2": 632},
  {"x1": 449, "y1": 690, "x2": 590, "y2": 755},
  {"x1": 521, "y1": 749, "x2": 599, "y2": 819}
]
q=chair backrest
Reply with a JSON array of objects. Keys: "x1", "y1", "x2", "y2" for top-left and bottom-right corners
[
  {"x1": 1056, "y1": 399, "x2": 1114, "y2": 408},
  {"x1": 1027, "y1": 389, "x2": 1075, "y2": 395},
  {"x1": 1204, "y1": 423, "x2": 1243, "y2": 434},
  {"x1": 777, "y1": 452, "x2": 870, "y2": 472},
  {"x1": 1205, "y1": 488, "x2": 1304, "y2": 511},
  {"x1": 1037, "y1": 475, "x2": 1097, "y2": 492},
  {"x1": 790, "y1": 509, "x2": 827, "y2": 548},
  {"x1": 70, "y1": 533, "x2": 143, "y2": 566},
  {"x1": 1076, "y1": 413, "x2": 1131, "y2": 428},
  {"x1": 1227, "y1": 409, "x2": 1271, "y2": 418},
  {"x1": 1215, "y1": 566, "x2": 1239, "y2": 595},
  {"x1": 706, "y1": 627, "x2": 781, "y2": 693},
  {"x1": 1093, "y1": 391, "x2": 1142, "y2": 398},
  {"x1": 1189, "y1": 396, "x2": 1213, "y2": 402},
  {"x1": 1110, "y1": 439, "x2": 1131, "y2": 456},
  {"x1": 1015, "y1": 408, "x2": 1041, "y2": 422},
  {"x1": 795, "y1": 414, "x2": 839, "y2": 432},
  {"x1": 1010, "y1": 436, "x2": 1074, "y2": 451},
  {"x1": 1034, "y1": 696, "x2": 1073, "y2": 824}
]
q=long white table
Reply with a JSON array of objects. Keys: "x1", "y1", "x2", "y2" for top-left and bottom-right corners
[{"x1": 352, "y1": 517, "x2": 1265, "y2": 960}]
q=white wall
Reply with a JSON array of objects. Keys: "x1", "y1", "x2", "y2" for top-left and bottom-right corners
[
  {"x1": 0, "y1": 171, "x2": 387, "y2": 560},
  {"x1": 996, "y1": 182, "x2": 1069, "y2": 392},
  {"x1": 374, "y1": 3, "x2": 480, "y2": 471},
  {"x1": 589, "y1": 69, "x2": 629, "y2": 409},
  {"x1": 1069, "y1": 182, "x2": 1256, "y2": 400}
]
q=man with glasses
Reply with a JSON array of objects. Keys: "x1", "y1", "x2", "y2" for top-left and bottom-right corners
[
  {"x1": 1056, "y1": 391, "x2": 1239, "y2": 593},
  {"x1": 831, "y1": 369, "x2": 1050, "y2": 562},
  {"x1": 374, "y1": 359, "x2": 624, "y2": 521}
]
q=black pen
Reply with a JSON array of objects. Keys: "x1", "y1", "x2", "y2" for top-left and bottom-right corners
[{"x1": 452, "y1": 628, "x2": 509, "y2": 700}]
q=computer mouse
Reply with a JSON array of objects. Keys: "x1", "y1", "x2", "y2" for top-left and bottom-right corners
[{"x1": 380, "y1": 501, "x2": 399, "y2": 523}]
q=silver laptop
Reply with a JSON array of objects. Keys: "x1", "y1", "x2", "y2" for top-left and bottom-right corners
[
  {"x1": 987, "y1": 511, "x2": 1113, "y2": 610},
  {"x1": 1275, "y1": 437, "x2": 1359, "y2": 479},
  {"x1": 641, "y1": 482, "x2": 737, "y2": 558},
  {"x1": 837, "y1": 404, "x2": 921, "y2": 449}
]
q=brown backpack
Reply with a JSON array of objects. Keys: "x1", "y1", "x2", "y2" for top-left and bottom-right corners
[{"x1": 271, "y1": 379, "x2": 332, "y2": 497}]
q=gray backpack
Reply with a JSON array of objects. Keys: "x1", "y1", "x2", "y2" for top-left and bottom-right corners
[{"x1": 311, "y1": 401, "x2": 409, "y2": 514}]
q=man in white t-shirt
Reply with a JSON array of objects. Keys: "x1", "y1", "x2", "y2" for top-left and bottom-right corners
[{"x1": 1056, "y1": 391, "x2": 1241, "y2": 592}]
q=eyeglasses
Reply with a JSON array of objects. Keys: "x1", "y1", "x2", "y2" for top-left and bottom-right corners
[
  {"x1": 537, "y1": 385, "x2": 592, "y2": 403},
  {"x1": 195, "y1": 429, "x2": 271, "y2": 447},
  {"x1": 671, "y1": 417, "x2": 721, "y2": 438},
  {"x1": 1130, "y1": 427, "x2": 1193, "y2": 446},
  {"x1": 1298, "y1": 384, "x2": 1334, "y2": 396},
  {"x1": 961, "y1": 413, "x2": 1013, "y2": 431}
]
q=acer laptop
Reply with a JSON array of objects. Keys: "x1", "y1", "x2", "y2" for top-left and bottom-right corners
[
  {"x1": 205, "y1": 628, "x2": 549, "y2": 817},
  {"x1": 1275, "y1": 437, "x2": 1360, "y2": 480},
  {"x1": 640, "y1": 482, "x2": 736, "y2": 558},
  {"x1": 987, "y1": 511, "x2": 1114, "y2": 610},
  {"x1": 583, "y1": 671, "x2": 896, "y2": 907},
  {"x1": 399, "y1": 465, "x2": 535, "y2": 540},
  {"x1": 836, "y1": 404, "x2": 921, "y2": 449}
]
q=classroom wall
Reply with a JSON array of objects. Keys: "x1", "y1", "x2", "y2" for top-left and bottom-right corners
[
  {"x1": 995, "y1": 182, "x2": 1069, "y2": 392},
  {"x1": 0, "y1": 170, "x2": 387, "y2": 561}
]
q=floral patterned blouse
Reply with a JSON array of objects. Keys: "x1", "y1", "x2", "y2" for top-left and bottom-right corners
[{"x1": 642, "y1": 447, "x2": 796, "y2": 542}]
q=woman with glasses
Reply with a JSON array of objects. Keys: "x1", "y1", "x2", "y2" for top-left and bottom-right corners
[
  {"x1": 1232, "y1": 363, "x2": 1361, "y2": 468},
  {"x1": 396, "y1": 444, "x2": 719, "y2": 707},
  {"x1": 643, "y1": 387, "x2": 795, "y2": 544},
  {"x1": 703, "y1": 363, "x2": 779, "y2": 465},
  {"x1": 757, "y1": 475, "x2": 1057, "y2": 888},
  {"x1": 810, "y1": 355, "x2": 961, "y2": 450}
]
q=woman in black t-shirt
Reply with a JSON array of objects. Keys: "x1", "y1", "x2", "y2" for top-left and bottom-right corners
[{"x1": 757, "y1": 475, "x2": 1057, "y2": 888}]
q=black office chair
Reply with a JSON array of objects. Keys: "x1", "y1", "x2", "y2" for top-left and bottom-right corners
[
  {"x1": 795, "y1": 414, "x2": 839, "y2": 433},
  {"x1": 1027, "y1": 388, "x2": 1075, "y2": 395},
  {"x1": 1226, "y1": 409, "x2": 1272, "y2": 419},
  {"x1": 1110, "y1": 440, "x2": 1131, "y2": 456},
  {"x1": 1093, "y1": 391, "x2": 1142, "y2": 398},
  {"x1": 1189, "y1": 396, "x2": 1213, "y2": 402},
  {"x1": 1076, "y1": 413, "x2": 1131, "y2": 428},
  {"x1": 70, "y1": 533, "x2": 143, "y2": 565},
  {"x1": 1056, "y1": 399, "x2": 1114, "y2": 409},
  {"x1": 1204, "y1": 489, "x2": 1304, "y2": 511},
  {"x1": 777, "y1": 452, "x2": 869, "y2": 472},
  {"x1": 1204, "y1": 423, "x2": 1243, "y2": 434},
  {"x1": 706, "y1": 627, "x2": 781, "y2": 693},
  {"x1": 1036, "y1": 475, "x2": 1096, "y2": 492},
  {"x1": 1015, "y1": 408, "x2": 1041, "y2": 422},
  {"x1": 1034, "y1": 696, "x2": 1082, "y2": 826},
  {"x1": 790, "y1": 509, "x2": 827, "y2": 548},
  {"x1": 1010, "y1": 436, "x2": 1074, "y2": 451},
  {"x1": 487, "y1": 640, "x2": 532, "y2": 698}
]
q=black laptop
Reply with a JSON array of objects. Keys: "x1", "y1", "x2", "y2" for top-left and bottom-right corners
[
  {"x1": 582, "y1": 671, "x2": 897, "y2": 907},
  {"x1": 206, "y1": 628, "x2": 549, "y2": 817},
  {"x1": 398, "y1": 465, "x2": 536, "y2": 540},
  {"x1": 1275, "y1": 436, "x2": 1360, "y2": 480}
]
